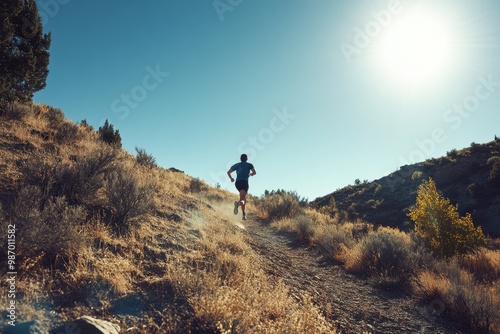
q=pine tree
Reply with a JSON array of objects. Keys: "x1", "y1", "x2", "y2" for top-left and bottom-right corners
[
  {"x1": 1, "y1": 0, "x2": 51, "y2": 103},
  {"x1": 98, "y1": 119, "x2": 122, "y2": 148},
  {"x1": 408, "y1": 178, "x2": 485, "y2": 257}
]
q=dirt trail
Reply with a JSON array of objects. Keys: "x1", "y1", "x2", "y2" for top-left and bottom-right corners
[{"x1": 237, "y1": 214, "x2": 469, "y2": 334}]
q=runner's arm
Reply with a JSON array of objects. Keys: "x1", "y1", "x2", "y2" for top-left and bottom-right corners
[
  {"x1": 227, "y1": 169, "x2": 235, "y2": 182},
  {"x1": 250, "y1": 168, "x2": 256, "y2": 176}
]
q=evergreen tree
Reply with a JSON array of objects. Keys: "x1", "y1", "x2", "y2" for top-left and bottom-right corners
[
  {"x1": 0, "y1": 0, "x2": 51, "y2": 103},
  {"x1": 98, "y1": 119, "x2": 122, "y2": 148}
]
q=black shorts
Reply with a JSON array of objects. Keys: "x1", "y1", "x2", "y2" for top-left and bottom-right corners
[{"x1": 235, "y1": 180, "x2": 249, "y2": 192}]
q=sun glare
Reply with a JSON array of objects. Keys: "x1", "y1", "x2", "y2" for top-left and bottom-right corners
[{"x1": 376, "y1": 7, "x2": 454, "y2": 89}]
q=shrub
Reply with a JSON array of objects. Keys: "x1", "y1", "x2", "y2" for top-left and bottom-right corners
[
  {"x1": 189, "y1": 178, "x2": 206, "y2": 193},
  {"x1": 258, "y1": 192, "x2": 303, "y2": 222},
  {"x1": 10, "y1": 185, "x2": 87, "y2": 264},
  {"x1": 54, "y1": 121, "x2": 80, "y2": 144},
  {"x1": 80, "y1": 119, "x2": 94, "y2": 131},
  {"x1": 408, "y1": 178, "x2": 486, "y2": 258},
  {"x1": 459, "y1": 248, "x2": 500, "y2": 284},
  {"x1": 411, "y1": 171, "x2": 423, "y2": 180},
  {"x1": 104, "y1": 169, "x2": 156, "y2": 234},
  {"x1": 447, "y1": 149, "x2": 458, "y2": 158},
  {"x1": 318, "y1": 197, "x2": 339, "y2": 220},
  {"x1": 346, "y1": 202, "x2": 358, "y2": 220},
  {"x1": 18, "y1": 147, "x2": 119, "y2": 206},
  {"x1": 46, "y1": 107, "x2": 65, "y2": 125},
  {"x1": 17, "y1": 152, "x2": 60, "y2": 202},
  {"x1": 263, "y1": 189, "x2": 308, "y2": 207},
  {"x1": 206, "y1": 193, "x2": 224, "y2": 203},
  {"x1": 348, "y1": 220, "x2": 374, "y2": 240},
  {"x1": 0, "y1": 101, "x2": 32, "y2": 120},
  {"x1": 315, "y1": 223, "x2": 355, "y2": 262},
  {"x1": 345, "y1": 227, "x2": 417, "y2": 288},
  {"x1": 135, "y1": 147, "x2": 157, "y2": 168},
  {"x1": 487, "y1": 157, "x2": 500, "y2": 166},
  {"x1": 65, "y1": 146, "x2": 119, "y2": 206},
  {"x1": 292, "y1": 215, "x2": 315, "y2": 242},
  {"x1": 415, "y1": 260, "x2": 499, "y2": 333}
]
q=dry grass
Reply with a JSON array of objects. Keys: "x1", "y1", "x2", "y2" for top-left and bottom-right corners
[
  {"x1": 0, "y1": 102, "x2": 336, "y2": 333},
  {"x1": 3, "y1": 102, "x2": 499, "y2": 333},
  {"x1": 164, "y1": 210, "x2": 335, "y2": 333},
  {"x1": 271, "y1": 215, "x2": 315, "y2": 242},
  {"x1": 265, "y1": 215, "x2": 496, "y2": 330},
  {"x1": 459, "y1": 248, "x2": 500, "y2": 283},
  {"x1": 414, "y1": 257, "x2": 500, "y2": 333},
  {"x1": 270, "y1": 210, "x2": 372, "y2": 264},
  {"x1": 262, "y1": 199, "x2": 500, "y2": 332},
  {"x1": 315, "y1": 223, "x2": 356, "y2": 263}
]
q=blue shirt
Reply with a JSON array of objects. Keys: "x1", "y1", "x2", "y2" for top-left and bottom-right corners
[{"x1": 231, "y1": 162, "x2": 254, "y2": 181}]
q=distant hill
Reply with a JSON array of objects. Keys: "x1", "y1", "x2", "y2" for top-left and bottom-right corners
[{"x1": 313, "y1": 139, "x2": 500, "y2": 237}]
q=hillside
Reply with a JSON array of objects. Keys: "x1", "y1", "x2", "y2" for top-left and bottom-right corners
[
  {"x1": 0, "y1": 103, "x2": 339, "y2": 333},
  {"x1": 313, "y1": 140, "x2": 500, "y2": 237},
  {"x1": 1, "y1": 102, "x2": 498, "y2": 334}
]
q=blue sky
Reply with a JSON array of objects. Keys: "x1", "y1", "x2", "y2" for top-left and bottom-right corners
[{"x1": 34, "y1": 0, "x2": 500, "y2": 200}]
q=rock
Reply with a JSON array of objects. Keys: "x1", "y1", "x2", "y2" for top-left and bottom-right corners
[{"x1": 49, "y1": 316, "x2": 120, "y2": 334}]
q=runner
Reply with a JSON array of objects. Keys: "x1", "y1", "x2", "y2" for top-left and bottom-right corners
[{"x1": 227, "y1": 154, "x2": 256, "y2": 220}]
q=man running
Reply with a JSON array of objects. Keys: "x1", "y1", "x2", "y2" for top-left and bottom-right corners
[{"x1": 227, "y1": 154, "x2": 256, "y2": 220}]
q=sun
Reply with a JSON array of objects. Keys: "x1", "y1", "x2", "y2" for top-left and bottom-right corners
[{"x1": 375, "y1": 7, "x2": 454, "y2": 89}]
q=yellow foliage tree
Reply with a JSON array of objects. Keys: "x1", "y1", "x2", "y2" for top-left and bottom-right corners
[{"x1": 408, "y1": 178, "x2": 485, "y2": 258}]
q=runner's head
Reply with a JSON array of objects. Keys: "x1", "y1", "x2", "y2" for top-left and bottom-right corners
[{"x1": 240, "y1": 154, "x2": 248, "y2": 162}]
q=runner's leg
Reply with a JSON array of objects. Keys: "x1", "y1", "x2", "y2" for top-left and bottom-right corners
[{"x1": 239, "y1": 189, "x2": 247, "y2": 213}]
